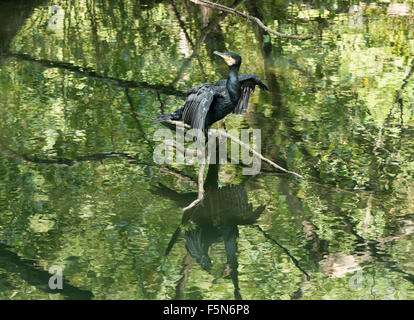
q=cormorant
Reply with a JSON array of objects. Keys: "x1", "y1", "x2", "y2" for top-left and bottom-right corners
[{"x1": 155, "y1": 51, "x2": 268, "y2": 140}]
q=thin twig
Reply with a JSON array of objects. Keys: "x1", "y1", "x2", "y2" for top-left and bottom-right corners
[{"x1": 190, "y1": 0, "x2": 315, "y2": 40}]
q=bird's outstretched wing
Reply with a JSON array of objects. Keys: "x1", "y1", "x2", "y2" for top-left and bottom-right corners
[
  {"x1": 215, "y1": 74, "x2": 268, "y2": 114},
  {"x1": 182, "y1": 84, "x2": 224, "y2": 141}
]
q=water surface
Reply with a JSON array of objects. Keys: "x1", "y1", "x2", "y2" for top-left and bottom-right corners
[{"x1": 0, "y1": 0, "x2": 413, "y2": 299}]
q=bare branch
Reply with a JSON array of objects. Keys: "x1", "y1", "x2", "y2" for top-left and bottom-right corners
[
  {"x1": 159, "y1": 119, "x2": 303, "y2": 211},
  {"x1": 183, "y1": 161, "x2": 206, "y2": 211},
  {"x1": 212, "y1": 129, "x2": 304, "y2": 179},
  {"x1": 190, "y1": 0, "x2": 315, "y2": 40},
  {"x1": 162, "y1": 120, "x2": 303, "y2": 179}
]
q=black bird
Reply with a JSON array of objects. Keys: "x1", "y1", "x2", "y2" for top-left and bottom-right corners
[{"x1": 155, "y1": 51, "x2": 268, "y2": 140}]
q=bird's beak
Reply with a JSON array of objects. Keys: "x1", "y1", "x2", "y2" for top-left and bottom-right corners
[{"x1": 213, "y1": 51, "x2": 229, "y2": 60}]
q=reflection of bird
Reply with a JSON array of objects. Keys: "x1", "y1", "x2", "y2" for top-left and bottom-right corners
[
  {"x1": 156, "y1": 51, "x2": 268, "y2": 140},
  {"x1": 153, "y1": 161, "x2": 265, "y2": 300},
  {"x1": 182, "y1": 184, "x2": 264, "y2": 272}
]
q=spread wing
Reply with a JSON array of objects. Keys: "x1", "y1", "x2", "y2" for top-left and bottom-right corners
[
  {"x1": 215, "y1": 74, "x2": 268, "y2": 114},
  {"x1": 182, "y1": 84, "x2": 223, "y2": 142}
]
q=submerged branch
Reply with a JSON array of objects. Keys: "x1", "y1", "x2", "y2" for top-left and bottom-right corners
[{"x1": 189, "y1": 0, "x2": 315, "y2": 40}]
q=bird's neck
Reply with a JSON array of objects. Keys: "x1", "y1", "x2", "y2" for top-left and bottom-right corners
[{"x1": 226, "y1": 65, "x2": 241, "y2": 103}]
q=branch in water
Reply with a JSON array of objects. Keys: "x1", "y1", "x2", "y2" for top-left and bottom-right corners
[{"x1": 189, "y1": 0, "x2": 315, "y2": 40}]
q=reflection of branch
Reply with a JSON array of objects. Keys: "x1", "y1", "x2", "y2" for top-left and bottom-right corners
[
  {"x1": 190, "y1": 0, "x2": 314, "y2": 40},
  {"x1": 175, "y1": 253, "x2": 193, "y2": 300},
  {"x1": 7, "y1": 52, "x2": 186, "y2": 97},
  {"x1": 0, "y1": 244, "x2": 93, "y2": 300},
  {"x1": 124, "y1": 88, "x2": 155, "y2": 150},
  {"x1": 124, "y1": 89, "x2": 197, "y2": 184},
  {"x1": 0, "y1": 139, "x2": 133, "y2": 166},
  {"x1": 252, "y1": 225, "x2": 311, "y2": 280},
  {"x1": 0, "y1": 139, "x2": 196, "y2": 185}
]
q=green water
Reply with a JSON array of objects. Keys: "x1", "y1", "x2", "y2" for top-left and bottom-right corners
[{"x1": 0, "y1": 0, "x2": 413, "y2": 300}]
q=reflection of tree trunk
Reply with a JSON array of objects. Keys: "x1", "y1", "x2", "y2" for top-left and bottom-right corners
[
  {"x1": 244, "y1": 1, "x2": 331, "y2": 272},
  {"x1": 243, "y1": 0, "x2": 286, "y2": 167},
  {"x1": 197, "y1": 5, "x2": 227, "y2": 76},
  {"x1": 245, "y1": 0, "x2": 282, "y2": 109},
  {"x1": 243, "y1": 1, "x2": 324, "y2": 179},
  {"x1": 168, "y1": 0, "x2": 207, "y2": 79},
  {"x1": 86, "y1": 0, "x2": 102, "y2": 70},
  {"x1": 169, "y1": 0, "x2": 244, "y2": 87},
  {"x1": 0, "y1": 0, "x2": 47, "y2": 55}
]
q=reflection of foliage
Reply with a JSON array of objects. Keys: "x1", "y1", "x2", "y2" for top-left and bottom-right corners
[{"x1": 0, "y1": 0, "x2": 413, "y2": 300}]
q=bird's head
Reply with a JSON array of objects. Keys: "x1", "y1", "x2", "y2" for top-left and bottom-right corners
[{"x1": 214, "y1": 51, "x2": 241, "y2": 67}]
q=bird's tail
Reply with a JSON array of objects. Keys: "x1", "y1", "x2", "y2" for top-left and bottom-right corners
[
  {"x1": 154, "y1": 108, "x2": 184, "y2": 123},
  {"x1": 154, "y1": 113, "x2": 173, "y2": 122}
]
